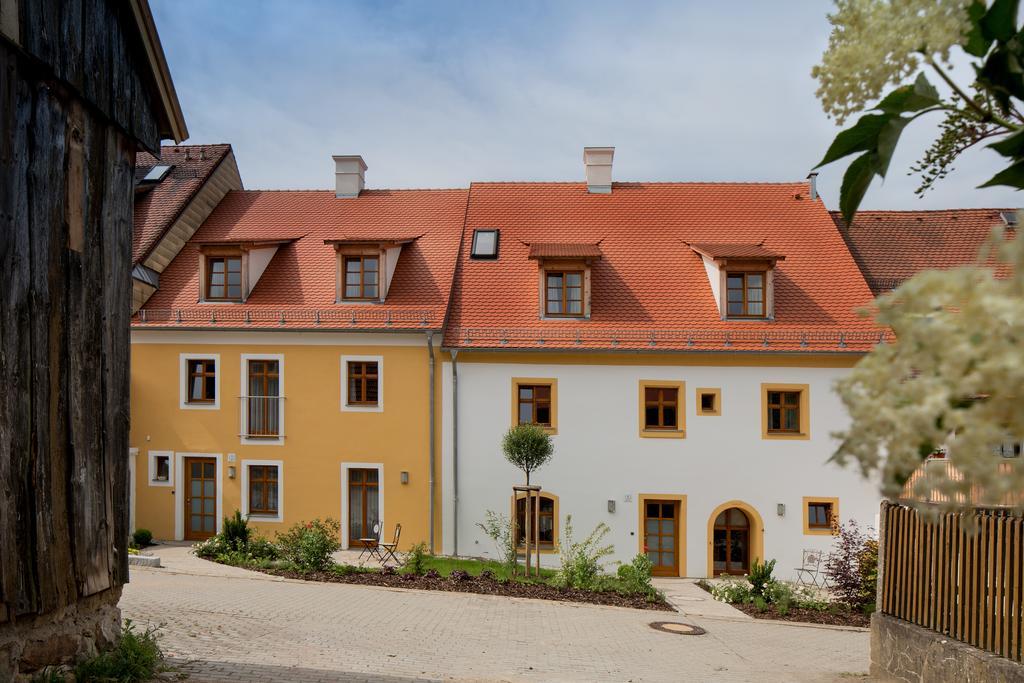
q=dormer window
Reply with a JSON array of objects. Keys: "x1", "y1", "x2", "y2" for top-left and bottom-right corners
[
  {"x1": 205, "y1": 255, "x2": 242, "y2": 301},
  {"x1": 726, "y1": 272, "x2": 765, "y2": 318},
  {"x1": 545, "y1": 271, "x2": 584, "y2": 316},
  {"x1": 527, "y1": 242, "x2": 602, "y2": 320},
  {"x1": 689, "y1": 242, "x2": 784, "y2": 321},
  {"x1": 471, "y1": 229, "x2": 500, "y2": 259},
  {"x1": 343, "y1": 255, "x2": 379, "y2": 300}
]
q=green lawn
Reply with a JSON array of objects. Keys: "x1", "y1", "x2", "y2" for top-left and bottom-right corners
[{"x1": 416, "y1": 555, "x2": 556, "y2": 582}]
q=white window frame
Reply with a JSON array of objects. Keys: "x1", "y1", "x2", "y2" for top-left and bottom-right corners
[
  {"x1": 339, "y1": 462, "x2": 385, "y2": 549},
  {"x1": 173, "y1": 452, "x2": 224, "y2": 541},
  {"x1": 240, "y1": 353, "x2": 285, "y2": 446},
  {"x1": 340, "y1": 355, "x2": 384, "y2": 413},
  {"x1": 241, "y1": 459, "x2": 284, "y2": 522},
  {"x1": 147, "y1": 450, "x2": 174, "y2": 487},
  {"x1": 179, "y1": 353, "x2": 221, "y2": 410}
]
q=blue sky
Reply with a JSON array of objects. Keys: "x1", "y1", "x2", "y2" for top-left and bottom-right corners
[{"x1": 153, "y1": 0, "x2": 1019, "y2": 210}]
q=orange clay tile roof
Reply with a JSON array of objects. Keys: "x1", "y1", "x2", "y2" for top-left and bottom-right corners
[
  {"x1": 134, "y1": 189, "x2": 469, "y2": 331},
  {"x1": 444, "y1": 182, "x2": 885, "y2": 352},
  {"x1": 133, "y1": 144, "x2": 233, "y2": 265},
  {"x1": 527, "y1": 242, "x2": 603, "y2": 259},
  {"x1": 833, "y1": 209, "x2": 1016, "y2": 295},
  {"x1": 688, "y1": 242, "x2": 784, "y2": 261}
]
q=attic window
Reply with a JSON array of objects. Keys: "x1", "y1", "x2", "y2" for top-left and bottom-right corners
[
  {"x1": 471, "y1": 229, "x2": 499, "y2": 259},
  {"x1": 1001, "y1": 210, "x2": 1018, "y2": 227},
  {"x1": 726, "y1": 272, "x2": 765, "y2": 317},
  {"x1": 205, "y1": 255, "x2": 242, "y2": 301},
  {"x1": 142, "y1": 164, "x2": 173, "y2": 182}
]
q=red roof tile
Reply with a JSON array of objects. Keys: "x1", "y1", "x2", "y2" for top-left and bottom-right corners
[
  {"x1": 133, "y1": 144, "x2": 234, "y2": 265},
  {"x1": 834, "y1": 209, "x2": 1016, "y2": 294},
  {"x1": 527, "y1": 242, "x2": 603, "y2": 259},
  {"x1": 688, "y1": 242, "x2": 784, "y2": 261},
  {"x1": 135, "y1": 189, "x2": 468, "y2": 331},
  {"x1": 445, "y1": 182, "x2": 883, "y2": 351}
]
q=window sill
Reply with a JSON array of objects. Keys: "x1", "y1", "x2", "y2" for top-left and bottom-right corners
[
  {"x1": 515, "y1": 545, "x2": 558, "y2": 555},
  {"x1": 640, "y1": 429, "x2": 686, "y2": 440},
  {"x1": 763, "y1": 431, "x2": 809, "y2": 441},
  {"x1": 246, "y1": 512, "x2": 283, "y2": 523},
  {"x1": 516, "y1": 424, "x2": 557, "y2": 435},
  {"x1": 180, "y1": 401, "x2": 220, "y2": 411},
  {"x1": 804, "y1": 527, "x2": 837, "y2": 536},
  {"x1": 342, "y1": 402, "x2": 383, "y2": 413}
]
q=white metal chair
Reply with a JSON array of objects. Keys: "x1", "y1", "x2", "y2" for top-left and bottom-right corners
[{"x1": 794, "y1": 549, "x2": 827, "y2": 588}]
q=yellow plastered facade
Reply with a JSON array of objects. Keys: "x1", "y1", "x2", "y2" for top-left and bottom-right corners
[{"x1": 130, "y1": 337, "x2": 439, "y2": 550}]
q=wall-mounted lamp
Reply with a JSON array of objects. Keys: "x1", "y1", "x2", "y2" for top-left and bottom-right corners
[
  {"x1": 607, "y1": 500, "x2": 616, "y2": 514},
  {"x1": 228, "y1": 466, "x2": 236, "y2": 479},
  {"x1": 777, "y1": 503, "x2": 785, "y2": 517},
  {"x1": 400, "y1": 471, "x2": 409, "y2": 485}
]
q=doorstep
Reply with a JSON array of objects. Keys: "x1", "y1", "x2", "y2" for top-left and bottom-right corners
[{"x1": 651, "y1": 578, "x2": 753, "y2": 620}]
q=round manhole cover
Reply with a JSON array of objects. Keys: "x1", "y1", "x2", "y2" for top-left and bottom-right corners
[{"x1": 649, "y1": 621, "x2": 706, "y2": 636}]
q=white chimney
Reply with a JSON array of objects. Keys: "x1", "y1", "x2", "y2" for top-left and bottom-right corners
[
  {"x1": 583, "y1": 146, "x2": 614, "y2": 194},
  {"x1": 333, "y1": 155, "x2": 367, "y2": 198}
]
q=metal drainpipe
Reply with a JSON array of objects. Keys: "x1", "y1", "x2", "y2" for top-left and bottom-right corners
[
  {"x1": 451, "y1": 349, "x2": 459, "y2": 557},
  {"x1": 426, "y1": 332, "x2": 436, "y2": 552}
]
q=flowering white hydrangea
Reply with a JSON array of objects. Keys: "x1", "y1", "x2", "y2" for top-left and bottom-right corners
[
  {"x1": 834, "y1": 224, "x2": 1024, "y2": 512},
  {"x1": 813, "y1": 0, "x2": 973, "y2": 123}
]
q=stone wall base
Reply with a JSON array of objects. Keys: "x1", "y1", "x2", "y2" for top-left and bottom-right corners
[
  {"x1": 871, "y1": 611, "x2": 1024, "y2": 683},
  {"x1": 0, "y1": 587, "x2": 122, "y2": 680}
]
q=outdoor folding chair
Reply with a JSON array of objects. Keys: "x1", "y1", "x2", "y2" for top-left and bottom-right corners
[
  {"x1": 378, "y1": 523, "x2": 403, "y2": 567},
  {"x1": 794, "y1": 549, "x2": 826, "y2": 588},
  {"x1": 357, "y1": 521, "x2": 383, "y2": 563}
]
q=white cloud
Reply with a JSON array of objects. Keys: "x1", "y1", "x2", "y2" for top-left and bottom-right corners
[{"x1": 153, "y1": 0, "x2": 1020, "y2": 209}]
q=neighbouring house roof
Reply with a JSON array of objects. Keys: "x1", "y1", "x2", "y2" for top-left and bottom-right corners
[
  {"x1": 133, "y1": 144, "x2": 235, "y2": 265},
  {"x1": 527, "y1": 242, "x2": 603, "y2": 259},
  {"x1": 833, "y1": 209, "x2": 1016, "y2": 295},
  {"x1": 445, "y1": 182, "x2": 884, "y2": 352},
  {"x1": 134, "y1": 189, "x2": 469, "y2": 331}
]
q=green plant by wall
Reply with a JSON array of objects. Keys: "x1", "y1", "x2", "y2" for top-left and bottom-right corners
[
  {"x1": 554, "y1": 515, "x2": 614, "y2": 590},
  {"x1": 72, "y1": 619, "x2": 171, "y2": 682},
  {"x1": 222, "y1": 510, "x2": 251, "y2": 551},
  {"x1": 616, "y1": 553, "x2": 659, "y2": 601},
  {"x1": 131, "y1": 528, "x2": 153, "y2": 548},
  {"x1": 475, "y1": 510, "x2": 517, "y2": 571},
  {"x1": 747, "y1": 557, "x2": 777, "y2": 599},
  {"x1": 276, "y1": 518, "x2": 341, "y2": 571},
  {"x1": 405, "y1": 541, "x2": 429, "y2": 575}
]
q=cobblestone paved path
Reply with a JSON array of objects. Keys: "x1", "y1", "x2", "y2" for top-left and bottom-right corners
[{"x1": 120, "y1": 547, "x2": 872, "y2": 682}]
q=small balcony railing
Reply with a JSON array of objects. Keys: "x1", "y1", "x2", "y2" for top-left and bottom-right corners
[{"x1": 241, "y1": 395, "x2": 284, "y2": 438}]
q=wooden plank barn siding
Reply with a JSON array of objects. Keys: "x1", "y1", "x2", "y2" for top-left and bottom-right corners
[{"x1": 0, "y1": 0, "x2": 181, "y2": 672}]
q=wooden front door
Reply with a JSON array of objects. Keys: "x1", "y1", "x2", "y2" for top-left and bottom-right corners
[
  {"x1": 347, "y1": 468, "x2": 379, "y2": 547},
  {"x1": 185, "y1": 457, "x2": 217, "y2": 540},
  {"x1": 643, "y1": 500, "x2": 680, "y2": 577},
  {"x1": 713, "y1": 507, "x2": 750, "y2": 576}
]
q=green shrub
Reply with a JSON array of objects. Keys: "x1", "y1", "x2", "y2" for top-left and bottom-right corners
[
  {"x1": 246, "y1": 535, "x2": 280, "y2": 561},
  {"x1": 554, "y1": 515, "x2": 614, "y2": 590},
  {"x1": 475, "y1": 510, "x2": 517, "y2": 572},
  {"x1": 616, "y1": 553, "x2": 659, "y2": 600},
  {"x1": 404, "y1": 541, "x2": 428, "y2": 575},
  {"x1": 222, "y1": 510, "x2": 251, "y2": 551},
  {"x1": 192, "y1": 534, "x2": 230, "y2": 559},
  {"x1": 763, "y1": 580, "x2": 793, "y2": 612},
  {"x1": 276, "y1": 518, "x2": 341, "y2": 571},
  {"x1": 747, "y1": 557, "x2": 777, "y2": 599},
  {"x1": 73, "y1": 619, "x2": 169, "y2": 682},
  {"x1": 752, "y1": 595, "x2": 768, "y2": 611},
  {"x1": 131, "y1": 529, "x2": 153, "y2": 548},
  {"x1": 709, "y1": 577, "x2": 753, "y2": 604},
  {"x1": 29, "y1": 667, "x2": 66, "y2": 683}
]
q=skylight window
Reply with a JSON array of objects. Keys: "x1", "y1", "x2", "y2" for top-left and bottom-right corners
[
  {"x1": 142, "y1": 164, "x2": 173, "y2": 182},
  {"x1": 470, "y1": 229, "x2": 499, "y2": 259},
  {"x1": 1000, "y1": 210, "x2": 1018, "y2": 227}
]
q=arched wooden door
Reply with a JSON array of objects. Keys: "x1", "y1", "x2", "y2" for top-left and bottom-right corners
[{"x1": 712, "y1": 507, "x2": 749, "y2": 575}]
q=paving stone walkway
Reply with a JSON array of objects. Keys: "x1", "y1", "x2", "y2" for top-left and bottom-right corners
[{"x1": 120, "y1": 545, "x2": 872, "y2": 682}]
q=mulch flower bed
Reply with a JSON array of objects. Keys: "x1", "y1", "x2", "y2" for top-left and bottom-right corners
[
  {"x1": 732, "y1": 602, "x2": 870, "y2": 627},
  {"x1": 255, "y1": 566, "x2": 674, "y2": 612}
]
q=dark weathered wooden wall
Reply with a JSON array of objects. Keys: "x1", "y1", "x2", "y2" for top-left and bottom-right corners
[{"x1": 0, "y1": 0, "x2": 154, "y2": 627}]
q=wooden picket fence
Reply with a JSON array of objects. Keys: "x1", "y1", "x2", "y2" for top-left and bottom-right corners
[{"x1": 879, "y1": 501, "x2": 1024, "y2": 663}]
